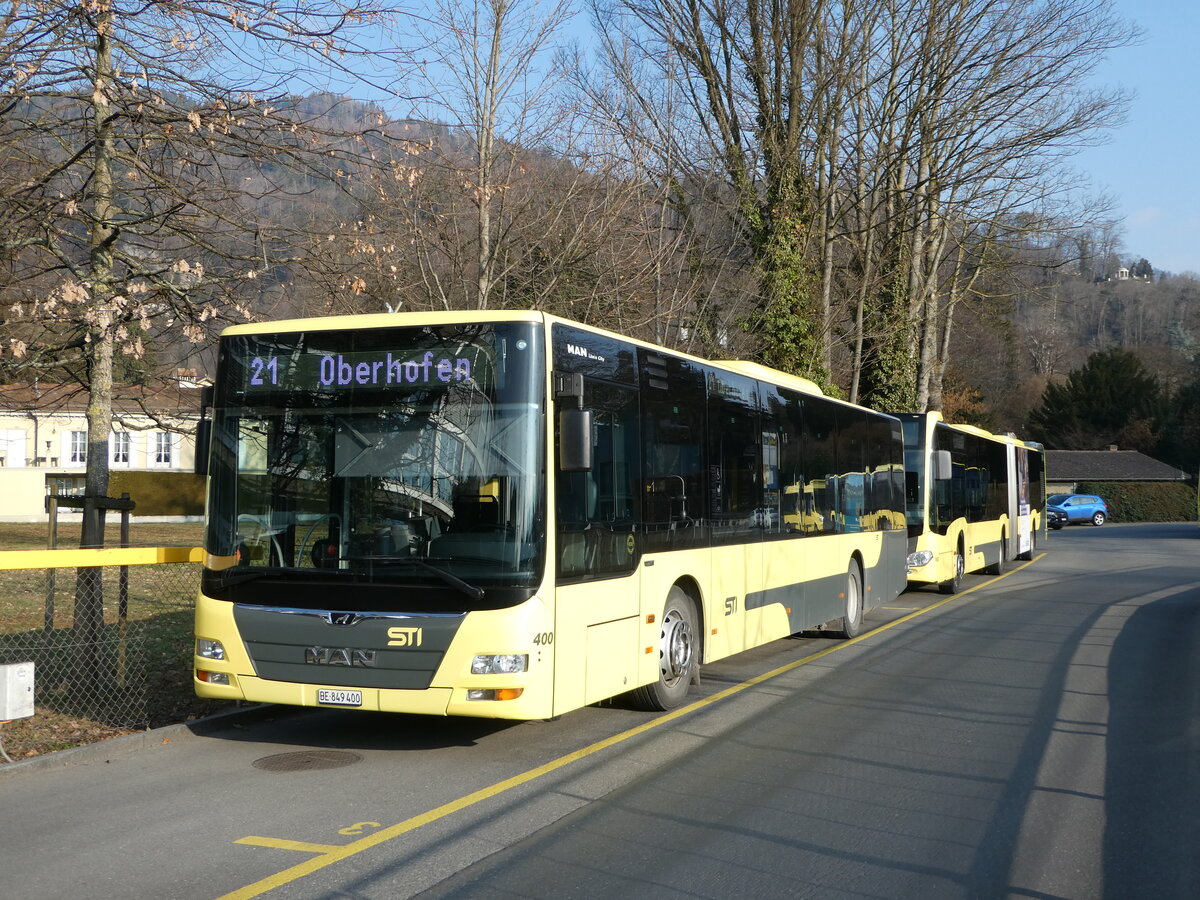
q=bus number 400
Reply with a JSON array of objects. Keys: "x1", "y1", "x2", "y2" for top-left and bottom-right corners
[{"x1": 532, "y1": 632, "x2": 553, "y2": 645}]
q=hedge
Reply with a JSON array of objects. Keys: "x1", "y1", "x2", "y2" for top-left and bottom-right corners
[
  {"x1": 1071, "y1": 481, "x2": 1196, "y2": 523},
  {"x1": 109, "y1": 471, "x2": 206, "y2": 517}
]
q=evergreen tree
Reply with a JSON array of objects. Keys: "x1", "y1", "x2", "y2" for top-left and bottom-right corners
[
  {"x1": 1026, "y1": 348, "x2": 1164, "y2": 450},
  {"x1": 1155, "y1": 355, "x2": 1200, "y2": 473}
]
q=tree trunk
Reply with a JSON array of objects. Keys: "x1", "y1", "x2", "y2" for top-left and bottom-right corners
[{"x1": 74, "y1": 4, "x2": 118, "y2": 685}]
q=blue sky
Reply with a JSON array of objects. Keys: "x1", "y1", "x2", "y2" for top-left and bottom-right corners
[{"x1": 1077, "y1": 0, "x2": 1200, "y2": 275}]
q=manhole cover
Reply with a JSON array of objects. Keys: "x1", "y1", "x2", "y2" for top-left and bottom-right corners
[{"x1": 252, "y1": 750, "x2": 362, "y2": 772}]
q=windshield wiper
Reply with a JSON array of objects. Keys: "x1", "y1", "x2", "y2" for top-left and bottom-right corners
[{"x1": 346, "y1": 556, "x2": 485, "y2": 601}]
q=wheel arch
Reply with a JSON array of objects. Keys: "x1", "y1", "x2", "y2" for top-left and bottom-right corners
[{"x1": 671, "y1": 575, "x2": 705, "y2": 663}]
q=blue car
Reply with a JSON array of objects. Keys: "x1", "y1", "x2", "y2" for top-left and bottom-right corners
[{"x1": 1047, "y1": 493, "x2": 1108, "y2": 527}]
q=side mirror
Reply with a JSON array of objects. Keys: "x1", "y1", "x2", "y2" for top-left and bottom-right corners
[
  {"x1": 194, "y1": 384, "x2": 214, "y2": 477},
  {"x1": 932, "y1": 449, "x2": 953, "y2": 481},
  {"x1": 194, "y1": 418, "x2": 212, "y2": 476},
  {"x1": 558, "y1": 409, "x2": 593, "y2": 472}
]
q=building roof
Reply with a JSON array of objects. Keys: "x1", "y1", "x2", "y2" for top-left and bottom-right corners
[
  {"x1": 0, "y1": 382, "x2": 202, "y2": 418},
  {"x1": 1045, "y1": 449, "x2": 1188, "y2": 483}
]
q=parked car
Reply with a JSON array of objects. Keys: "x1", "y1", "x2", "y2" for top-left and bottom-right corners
[
  {"x1": 1046, "y1": 493, "x2": 1109, "y2": 526},
  {"x1": 1047, "y1": 506, "x2": 1068, "y2": 530}
]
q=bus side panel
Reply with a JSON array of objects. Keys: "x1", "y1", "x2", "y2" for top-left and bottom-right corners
[
  {"x1": 872, "y1": 528, "x2": 908, "y2": 606},
  {"x1": 711, "y1": 540, "x2": 764, "y2": 657},
  {"x1": 552, "y1": 575, "x2": 641, "y2": 715},
  {"x1": 752, "y1": 531, "x2": 904, "y2": 639},
  {"x1": 584, "y1": 616, "x2": 640, "y2": 706},
  {"x1": 965, "y1": 516, "x2": 1009, "y2": 573}
]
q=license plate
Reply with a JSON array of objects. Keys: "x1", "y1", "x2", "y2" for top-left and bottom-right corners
[{"x1": 317, "y1": 689, "x2": 362, "y2": 707}]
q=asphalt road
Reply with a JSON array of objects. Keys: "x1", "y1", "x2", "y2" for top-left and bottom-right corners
[{"x1": 2, "y1": 522, "x2": 1197, "y2": 899}]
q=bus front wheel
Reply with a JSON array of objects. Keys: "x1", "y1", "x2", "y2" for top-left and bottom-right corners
[{"x1": 630, "y1": 587, "x2": 698, "y2": 711}]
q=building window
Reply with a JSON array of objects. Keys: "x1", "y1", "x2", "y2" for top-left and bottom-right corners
[
  {"x1": 112, "y1": 432, "x2": 131, "y2": 464},
  {"x1": 69, "y1": 431, "x2": 87, "y2": 465},
  {"x1": 0, "y1": 429, "x2": 27, "y2": 468},
  {"x1": 155, "y1": 432, "x2": 173, "y2": 466}
]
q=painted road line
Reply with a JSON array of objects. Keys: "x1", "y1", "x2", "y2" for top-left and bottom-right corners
[
  {"x1": 220, "y1": 555, "x2": 1044, "y2": 900},
  {"x1": 235, "y1": 837, "x2": 344, "y2": 854}
]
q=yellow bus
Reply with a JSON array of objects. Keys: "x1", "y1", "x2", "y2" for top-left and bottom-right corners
[
  {"x1": 193, "y1": 310, "x2": 908, "y2": 718},
  {"x1": 892, "y1": 412, "x2": 1045, "y2": 593}
]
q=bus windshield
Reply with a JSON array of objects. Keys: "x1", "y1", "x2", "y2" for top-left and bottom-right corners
[{"x1": 202, "y1": 322, "x2": 546, "y2": 606}]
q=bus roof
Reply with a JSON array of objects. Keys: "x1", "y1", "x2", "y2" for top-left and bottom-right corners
[{"x1": 217, "y1": 309, "x2": 834, "y2": 402}]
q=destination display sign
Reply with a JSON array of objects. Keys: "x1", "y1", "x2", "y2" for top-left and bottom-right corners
[
  {"x1": 245, "y1": 350, "x2": 474, "y2": 390},
  {"x1": 231, "y1": 338, "x2": 486, "y2": 396}
]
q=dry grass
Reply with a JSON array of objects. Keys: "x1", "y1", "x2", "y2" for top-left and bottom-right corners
[
  {"x1": 0, "y1": 522, "x2": 224, "y2": 764},
  {"x1": 0, "y1": 520, "x2": 204, "y2": 551}
]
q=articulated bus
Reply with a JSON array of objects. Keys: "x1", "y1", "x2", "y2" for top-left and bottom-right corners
[
  {"x1": 892, "y1": 412, "x2": 1045, "y2": 593},
  {"x1": 193, "y1": 310, "x2": 908, "y2": 719}
]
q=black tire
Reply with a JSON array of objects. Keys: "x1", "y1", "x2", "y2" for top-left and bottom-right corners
[
  {"x1": 939, "y1": 544, "x2": 964, "y2": 594},
  {"x1": 984, "y1": 533, "x2": 1006, "y2": 575},
  {"x1": 629, "y1": 586, "x2": 698, "y2": 711},
  {"x1": 831, "y1": 560, "x2": 864, "y2": 639},
  {"x1": 1092, "y1": 511, "x2": 1106, "y2": 526}
]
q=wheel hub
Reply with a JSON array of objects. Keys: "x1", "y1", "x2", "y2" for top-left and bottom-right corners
[{"x1": 660, "y1": 609, "x2": 693, "y2": 683}]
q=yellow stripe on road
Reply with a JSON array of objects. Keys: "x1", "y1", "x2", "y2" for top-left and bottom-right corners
[
  {"x1": 235, "y1": 837, "x2": 343, "y2": 855},
  {"x1": 221, "y1": 555, "x2": 1043, "y2": 900}
]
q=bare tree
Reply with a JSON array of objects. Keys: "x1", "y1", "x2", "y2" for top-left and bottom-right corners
[
  {"x1": 593, "y1": 0, "x2": 1134, "y2": 404},
  {"x1": 395, "y1": 0, "x2": 579, "y2": 310},
  {"x1": 0, "y1": 0, "x2": 400, "y2": 676}
]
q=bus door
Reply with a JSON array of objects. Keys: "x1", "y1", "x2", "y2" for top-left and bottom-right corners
[
  {"x1": 1013, "y1": 446, "x2": 1033, "y2": 557},
  {"x1": 553, "y1": 378, "x2": 642, "y2": 709},
  {"x1": 706, "y1": 371, "x2": 764, "y2": 656}
]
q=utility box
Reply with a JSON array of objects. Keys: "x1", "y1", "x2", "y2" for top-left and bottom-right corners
[{"x1": 0, "y1": 662, "x2": 35, "y2": 720}]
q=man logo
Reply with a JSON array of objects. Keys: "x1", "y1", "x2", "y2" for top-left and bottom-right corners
[
  {"x1": 305, "y1": 647, "x2": 376, "y2": 667},
  {"x1": 323, "y1": 612, "x2": 361, "y2": 627},
  {"x1": 387, "y1": 626, "x2": 423, "y2": 647}
]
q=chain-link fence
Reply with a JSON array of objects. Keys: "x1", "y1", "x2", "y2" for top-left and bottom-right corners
[{"x1": 0, "y1": 551, "x2": 203, "y2": 735}]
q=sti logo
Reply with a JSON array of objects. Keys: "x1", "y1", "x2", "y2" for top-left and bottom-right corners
[{"x1": 387, "y1": 627, "x2": 423, "y2": 648}]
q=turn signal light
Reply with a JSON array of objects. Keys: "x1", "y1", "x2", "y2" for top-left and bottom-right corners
[{"x1": 466, "y1": 688, "x2": 524, "y2": 701}]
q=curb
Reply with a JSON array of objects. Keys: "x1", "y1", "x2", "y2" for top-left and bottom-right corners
[{"x1": 0, "y1": 703, "x2": 291, "y2": 780}]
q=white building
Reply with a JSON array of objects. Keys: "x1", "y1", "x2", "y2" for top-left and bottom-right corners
[{"x1": 0, "y1": 382, "x2": 204, "y2": 520}]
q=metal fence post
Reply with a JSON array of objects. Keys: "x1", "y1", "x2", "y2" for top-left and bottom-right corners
[
  {"x1": 44, "y1": 484, "x2": 58, "y2": 633},
  {"x1": 117, "y1": 495, "x2": 131, "y2": 686}
]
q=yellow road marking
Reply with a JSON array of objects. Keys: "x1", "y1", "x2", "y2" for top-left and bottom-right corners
[
  {"x1": 235, "y1": 837, "x2": 343, "y2": 854},
  {"x1": 221, "y1": 555, "x2": 1042, "y2": 900}
]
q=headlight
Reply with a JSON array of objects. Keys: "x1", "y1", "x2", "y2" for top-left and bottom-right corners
[
  {"x1": 471, "y1": 654, "x2": 529, "y2": 675},
  {"x1": 907, "y1": 551, "x2": 934, "y2": 568},
  {"x1": 196, "y1": 638, "x2": 225, "y2": 660}
]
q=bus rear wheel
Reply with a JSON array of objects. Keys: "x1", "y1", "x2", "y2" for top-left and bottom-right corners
[
  {"x1": 630, "y1": 587, "x2": 697, "y2": 711},
  {"x1": 831, "y1": 561, "x2": 864, "y2": 639},
  {"x1": 984, "y1": 532, "x2": 1006, "y2": 575},
  {"x1": 1017, "y1": 527, "x2": 1036, "y2": 560}
]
